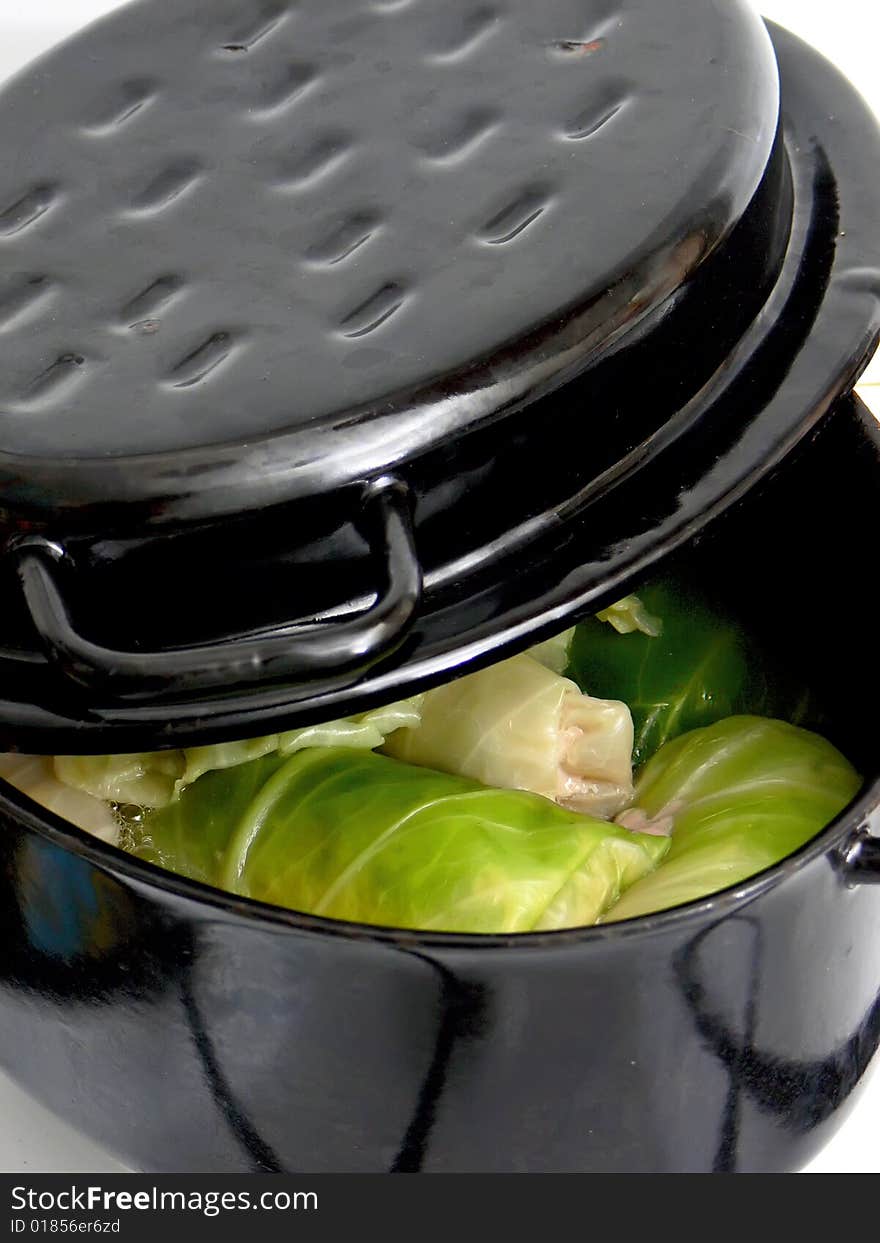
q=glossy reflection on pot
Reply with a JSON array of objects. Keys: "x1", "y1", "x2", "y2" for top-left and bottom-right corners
[
  {"x1": 1, "y1": 397, "x2": 879, "y2": 1173},
  {"x1": 0, "y1": 1, "x2": 879, "y2": 1175}
]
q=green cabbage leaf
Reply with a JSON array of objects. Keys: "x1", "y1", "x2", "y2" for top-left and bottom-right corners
[
  {"x1": 134, "y1": 748, "x2": 668, "y2": 933},
  {"x1": 567, "y1": 577, "x2": 816, "y2": 767},
  {"x1": 52, "y1": 697, "x2": 424, "y2": 811},
  {"x1": 529, "y1": 595, "x2": 660, "y2": 675},
  {"x1": 604, "y1": 717, "x2": 861, "y2": 922}
]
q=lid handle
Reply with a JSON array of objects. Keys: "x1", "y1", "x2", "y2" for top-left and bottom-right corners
[{"x1": 12, "y1": 478, "x2": 422, "y2": 702}]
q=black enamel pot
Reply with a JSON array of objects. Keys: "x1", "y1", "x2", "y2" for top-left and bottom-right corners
[
  {"x1": 0, "y1": 0, "x2": 879, "y2": 1173},
  {"x1": 0, "y1": 394, "x2": 878, "y2": 1175}
]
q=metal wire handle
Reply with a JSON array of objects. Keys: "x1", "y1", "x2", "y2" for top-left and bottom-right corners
[{"x1": 12, "y1": 477, "x2": 422, "y2": 702}]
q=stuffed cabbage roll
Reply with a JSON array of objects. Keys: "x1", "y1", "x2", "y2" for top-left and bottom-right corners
[
  {"x1": 604, "y1": 717, "x2": 861, "y2": 922},
  {"x1": 135, "y1": 749, "x2": 668, "y2": 934},
  {"x1": 50, "y1": 696, "x2": 424, "y2": 810},
  {"x1": 0, "y1": 754, "x2": 119, "y2": 843},
  {"x1": 567, "y1": 576, "x2": 816, "y2": 767},
  {"x1": 384, "y1": 654, "x2": 635, "y2": 819}
]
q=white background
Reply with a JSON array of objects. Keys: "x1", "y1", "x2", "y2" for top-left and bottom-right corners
[{"x1": 0, "y1": 0, "x2": 877, "y2": 1175}]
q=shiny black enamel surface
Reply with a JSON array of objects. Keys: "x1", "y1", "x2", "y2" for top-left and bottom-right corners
[
  {"x1": 7, "y1": 16, "x2": 880, "y2": 742},
  {"x1": 0, "y1": 395, "x2": 878, "y2": 1173},
  {"x1": 0, "y1": 7, "x2": 878, "y2": 1176},
  {"x1": 0, "y1": 0, "x2": 776, "y2": 493},
  {"x1": 1, "y1": 22, "x2": 877, "y2": 747},
  {"x1": 13, "y1": 478, "x2": 423, "y2": 698}
]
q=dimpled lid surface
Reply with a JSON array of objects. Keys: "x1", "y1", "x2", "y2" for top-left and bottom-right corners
[{"x1": 0, "y1": 0, "x2": 777, "y2": 513}]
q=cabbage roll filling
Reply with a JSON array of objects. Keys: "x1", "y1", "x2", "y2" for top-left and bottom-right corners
[{"x1": 385, "y1": 654, "x2": 635, "y2": 819}]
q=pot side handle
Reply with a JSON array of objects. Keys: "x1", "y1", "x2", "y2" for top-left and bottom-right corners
[
  {"x1": 9, "y1": 477, "x2": 423, "y2": 702},
  {"x1": 842, "y1": 830, "x2": 880, "y2": 886}
]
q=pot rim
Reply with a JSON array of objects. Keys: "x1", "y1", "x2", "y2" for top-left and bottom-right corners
[{"x1": 1, "y1": 772, "x2": 876, "y2": 951}]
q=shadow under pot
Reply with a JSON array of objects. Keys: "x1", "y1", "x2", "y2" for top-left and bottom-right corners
[{"x1": 0, "y1": 0, "x2": 879, "y2": 1172}]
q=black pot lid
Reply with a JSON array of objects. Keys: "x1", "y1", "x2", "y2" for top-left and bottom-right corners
[{"x1": 0, "y1": 1, "x2": 878, "y2": 750}]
